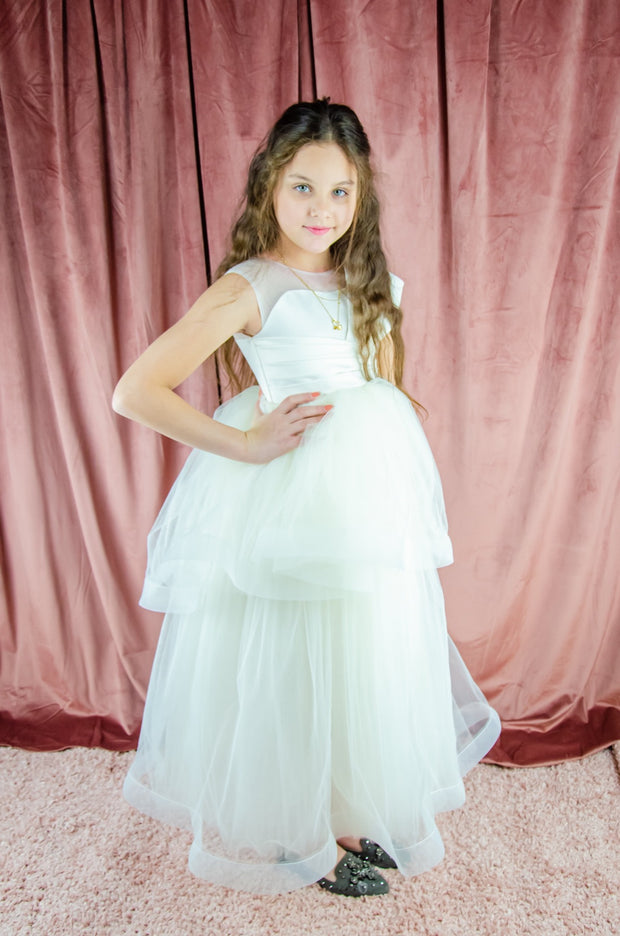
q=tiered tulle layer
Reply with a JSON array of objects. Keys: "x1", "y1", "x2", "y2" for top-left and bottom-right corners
[
  {"x1": 140, "y1": 380, "x2": 454, "y2": 610},
  {"x1": 124, "y1": 380, "x2": 500, "y2": 894}
]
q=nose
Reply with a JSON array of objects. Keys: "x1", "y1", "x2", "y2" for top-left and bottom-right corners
[{"x1": 309, "y1": 193, "x2": 332, "y2": 218}]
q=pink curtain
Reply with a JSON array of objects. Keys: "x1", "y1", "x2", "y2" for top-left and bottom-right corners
[{"x1": 1, "y1": 0, "x2": 618, "y2": 765}]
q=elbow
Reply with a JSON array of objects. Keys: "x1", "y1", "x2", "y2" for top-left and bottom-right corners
[{"x1": 112, "y1": 375, "x2": 142, "y2": 419}]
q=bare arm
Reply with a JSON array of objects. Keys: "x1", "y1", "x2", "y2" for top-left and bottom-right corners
[{"x1": 112, "y1": 274, "x2": 330, "y2": 463}]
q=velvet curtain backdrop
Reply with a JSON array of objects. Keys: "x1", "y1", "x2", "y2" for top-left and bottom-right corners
[{"x1": 0, "y1": 0, "x2": 618, "y2": 766}]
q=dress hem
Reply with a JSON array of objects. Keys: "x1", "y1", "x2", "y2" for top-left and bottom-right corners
[{"x1": 122, "y1": 707, "x2": 500, "y2": 896}]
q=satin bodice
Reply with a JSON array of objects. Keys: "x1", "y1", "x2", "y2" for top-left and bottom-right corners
[{"x1": 227, "y1": 258, "x2": 403, "y2": 406}]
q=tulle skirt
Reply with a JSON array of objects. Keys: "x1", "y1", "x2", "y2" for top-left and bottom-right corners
[{"x1": 123, "y1": 380, "x2": 501, "y2": 894}]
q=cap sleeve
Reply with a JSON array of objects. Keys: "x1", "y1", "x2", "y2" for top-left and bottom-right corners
[
  {"x1": 389, "y1": 272, "x2": 404, "y2": 309},
  {"x1": 223, "y1": 259, "x2": 271, "y2": 322},
  {"x1": 377, "y1": 273, "x2": 404, "y2": 339}
]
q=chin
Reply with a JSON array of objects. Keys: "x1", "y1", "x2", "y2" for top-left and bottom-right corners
[{"x1": 304, "y1": 234, "x2": 338, "y2": 248}]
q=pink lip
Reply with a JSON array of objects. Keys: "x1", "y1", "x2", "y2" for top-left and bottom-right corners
[{"x1": 305, "y1": 226, "x2": 332, "y2": 235}]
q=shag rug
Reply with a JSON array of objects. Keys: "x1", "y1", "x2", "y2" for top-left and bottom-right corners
[{"x1": 0, "y1": 745, "x2": 618, "y2": 936}]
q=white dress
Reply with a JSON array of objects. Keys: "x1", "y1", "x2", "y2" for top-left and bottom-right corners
[{"x1": 123, "y1": 258, "x2": 501, "y2": 894}]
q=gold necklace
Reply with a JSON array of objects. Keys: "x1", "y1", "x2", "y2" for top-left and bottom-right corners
[{"x1": 279, "y1": 259, "x2": 342, "y2": 330}]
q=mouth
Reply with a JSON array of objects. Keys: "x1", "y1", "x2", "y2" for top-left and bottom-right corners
[{"x1": 304, "y1": 226, "x2": 332, "y2": 236}]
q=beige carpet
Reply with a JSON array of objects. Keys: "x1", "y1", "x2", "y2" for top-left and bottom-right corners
[{"x1": 0, "y1": 745, "x2": 618, "y2": 936}]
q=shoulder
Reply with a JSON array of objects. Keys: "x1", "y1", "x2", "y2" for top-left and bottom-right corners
[
  {"x1": 198, "y1": 266, "x2": 257, "y2": 308},
  {"x1": 223, "y1": 258, "x2": 272, "y2": 288},
  {"x1": 186, "y1": 266, "x2": 260, "y2": 334},
  {"x1": 221, "y1": 258, "x2": 288, "y2": 326}
]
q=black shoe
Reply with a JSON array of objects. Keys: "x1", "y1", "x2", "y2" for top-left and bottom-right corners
[
  {"x1": 317, "y1": 852, "x2": 389, "y2": 896},
  {"x1": 347, "y1": 838, "x2": 398, "y2": 870}
]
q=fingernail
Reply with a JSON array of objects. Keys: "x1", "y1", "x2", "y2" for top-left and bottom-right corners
[
  {"x1": 324, "y1": 404, "x2": 334, "y2": 411},
  {"x1": 311, "y1": 392, "x2": 321, "y2": 398}
]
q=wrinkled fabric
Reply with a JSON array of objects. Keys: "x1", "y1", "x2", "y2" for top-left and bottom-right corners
[{"x1": 0, "y1": 0, "x2": 618, "y2": 765}]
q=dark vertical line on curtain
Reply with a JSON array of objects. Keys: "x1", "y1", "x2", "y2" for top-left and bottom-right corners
[
  {"x1": 61, "y1": 1, "x2": 69, "y2": 114},
  {"x1": 182, "y1": 0, "x2": 222, "y2": 399},
  {"x1": 298, "y1": 0, "x2": 317, "y2": 101},
  {"x1": 182, "y1": 0, "x2": 210, "y2": 281},
  {"x1": 435, "y1": 0, "x2": 453, "y2": 268},
  {"x1": 120, "y1": 5, "x2": 130, "y2": 140},
  {"x1": 88, "y1": 0, "x2": 118, "y2": 312}
]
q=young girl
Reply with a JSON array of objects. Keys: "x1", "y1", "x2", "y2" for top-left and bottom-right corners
[{"x1": 113, "y1": 99, "x2": 500, "y2": 898}]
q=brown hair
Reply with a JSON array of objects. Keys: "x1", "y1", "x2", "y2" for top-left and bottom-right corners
[{"x1": 215, "y1": 99, "x2": 420, "y2": 408}]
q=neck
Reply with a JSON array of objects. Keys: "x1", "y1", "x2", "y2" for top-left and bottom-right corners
[{"x1": 271, "y1": 244, "x2": 333, "y2": 273}]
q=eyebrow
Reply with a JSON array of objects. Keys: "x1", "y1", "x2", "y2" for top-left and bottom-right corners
[{"x1": 287, "y1": 173, "x2": 356, "y2": 186}]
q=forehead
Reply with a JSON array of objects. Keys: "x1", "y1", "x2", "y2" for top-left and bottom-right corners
[{"x1": 282, "y1": 142, "x2": 356, "y2": 182}]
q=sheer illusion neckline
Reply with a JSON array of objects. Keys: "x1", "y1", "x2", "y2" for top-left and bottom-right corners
[{"x1": 265, "y1": 258, "x2": 337, "y2": 277}]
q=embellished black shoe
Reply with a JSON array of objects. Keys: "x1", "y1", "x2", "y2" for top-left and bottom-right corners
[
  {"x1": 347, "y1": 838, "x2": 398, "y2": 870},
  {"x1": 317, "y1": 851, "x2": 389, "y2": 896}
]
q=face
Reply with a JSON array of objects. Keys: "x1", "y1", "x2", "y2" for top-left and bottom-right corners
[{"x1": 272, "y1": 142, "x2": 357, "y2": 271}]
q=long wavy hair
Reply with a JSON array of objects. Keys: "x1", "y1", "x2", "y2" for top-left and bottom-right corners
[{"x1": 215, "y1": 98, "x2": 418, "y2": 406}]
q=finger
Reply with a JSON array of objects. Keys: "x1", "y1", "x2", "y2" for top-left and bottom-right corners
[
  {"x1": 289, "y1": 414, "x2": 334, "y2": 438},
  {"x1": 288, "y1": 404, "x2": 333, "y2": 424},
  {"x1": 278, "y1": 391, "x2": 322, "y2": 413}
]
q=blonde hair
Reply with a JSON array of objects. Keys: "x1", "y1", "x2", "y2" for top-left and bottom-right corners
[{"x1": 215, "y1": 99, "x2": 421, "y2": 410}]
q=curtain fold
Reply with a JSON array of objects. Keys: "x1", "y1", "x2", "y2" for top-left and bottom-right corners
[
  {"x1": 0, "y1": 0, "x2": 618, "y2": 764},
  {"x1": 309, "y1": 0, "x2": 620, "y2": 764}
]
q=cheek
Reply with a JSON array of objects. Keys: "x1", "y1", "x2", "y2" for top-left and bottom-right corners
[
  {"x1": 275, "y1": 194, "x2": 299, "y2": 224},
  {"x1": 341, "y1": 201, "x2": 357, "y2": 227}
]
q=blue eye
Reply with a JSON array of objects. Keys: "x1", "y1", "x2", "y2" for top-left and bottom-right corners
[
  {"x1": 294, "y1": 184, "x2": 310, "y2": 193},
  {"x1": 333, "y1": 188, "x2": 348, "y2": 198}
]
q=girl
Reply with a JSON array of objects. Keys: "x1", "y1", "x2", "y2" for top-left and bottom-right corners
[{"x1": 113, "y1": 99, "x2": 500, "y2": 898}]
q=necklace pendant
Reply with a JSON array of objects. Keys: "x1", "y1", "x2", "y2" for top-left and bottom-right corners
[{"x1": 332, "y1": 321, "x2": 342, "y2": 331}]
